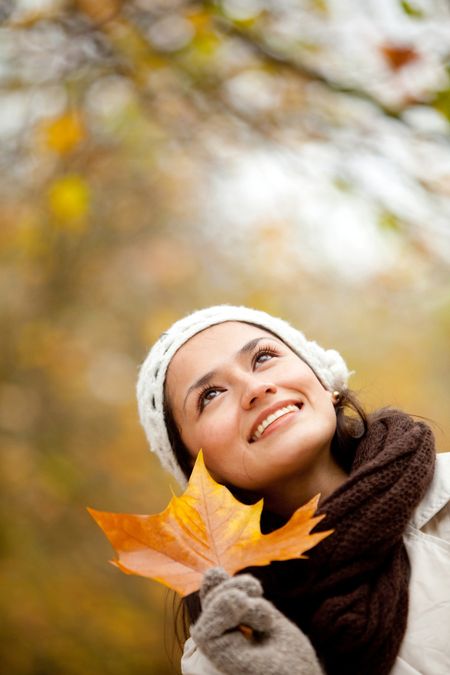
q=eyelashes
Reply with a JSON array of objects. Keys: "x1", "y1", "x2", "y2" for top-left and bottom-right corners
[
  {"x1": 252, "y1": 344, "x2": 279, "y2": 367},
  {"x1": 196, "y1": 343, "x2": 281, "y2": 413},
  {"x1": 197, "y1": 382, "x2": 222, "y2": 413}
]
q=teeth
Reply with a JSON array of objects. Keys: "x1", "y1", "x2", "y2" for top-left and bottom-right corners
[{"x1": 252, "y1": 404, "x2": 300, "y2": 442}]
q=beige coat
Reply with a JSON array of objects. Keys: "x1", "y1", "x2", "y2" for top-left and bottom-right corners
[{"x1": 182, "y1": 453, "x2": 450, "y2": 675}]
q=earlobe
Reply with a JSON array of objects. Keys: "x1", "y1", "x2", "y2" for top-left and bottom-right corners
[{"x1": 332, "y1": 390, "x2": 341, "y2": 406}]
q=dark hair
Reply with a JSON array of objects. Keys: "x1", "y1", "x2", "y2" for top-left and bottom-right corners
[{"x1": 163, "y1": 386, "x2": 369, "y2": 649}]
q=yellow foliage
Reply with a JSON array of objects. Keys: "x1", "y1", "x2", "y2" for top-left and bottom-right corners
[
  {"x1": 141, "y1": 307, "x2": 180, "y2": 344},
  {"x1": 43, "y1": 112, "x2": 86, "y2": 155},
  {"x1": 48, "y1": 175, "x2": 90, "y2": 226},
  {"x1": 17, "y1": 321, "x2": 63, "y2": 370},
  {"x1": 187, "y1": 9, "x2": 213, "y2": 33},
  {"x1": 15, "y1": 221, "x2": 49, "y2": 258},
  {"x1": 191, "y1": 33, "x2": 220, "y2": 57}
]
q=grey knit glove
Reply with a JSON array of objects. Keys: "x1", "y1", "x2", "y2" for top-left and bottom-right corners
[{"x1": 190, "y1": 568, "x2": 324, "y2": 675}]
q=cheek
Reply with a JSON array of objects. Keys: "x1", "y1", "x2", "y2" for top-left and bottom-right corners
[
  {"x1": 328, "y1": 411, "x2": 338, "y2": 435},
  {"x1": 319, "y1": 392, "x2": 336, "y2": 420},
  {"x1": 325, "y1": 404, "x2": 338, "y2": 439},
  {"x1": 202, "y1": 415, "x2": 244, "y2": 468},
  {"x1": 180, "y1": 410, "x2": 237, "y2": 460},
  {"x1": 203, "y1": 412, "x2": 237, "y2": 448}
]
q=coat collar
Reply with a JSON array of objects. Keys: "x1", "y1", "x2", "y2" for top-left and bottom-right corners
[{"x1": 410, "y1": 452, "x2": 450, "y2": 529}]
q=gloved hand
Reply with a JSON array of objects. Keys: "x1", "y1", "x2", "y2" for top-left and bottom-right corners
[{"x1": 190, "y1": 568, "x2": 324, "y2": 675}]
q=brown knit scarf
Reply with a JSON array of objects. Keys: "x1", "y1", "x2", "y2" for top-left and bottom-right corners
[{"x1": 254, "y1": 410, "x2": 436, "y2": 675}]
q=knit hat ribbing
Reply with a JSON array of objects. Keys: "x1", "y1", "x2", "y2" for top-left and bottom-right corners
[{"x1": 136, "y1": 305, "x2": 351, "y2": 487}]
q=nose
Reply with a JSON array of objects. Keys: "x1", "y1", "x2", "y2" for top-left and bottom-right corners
[{"x1": 241, "y1": 376, "x2": 277, "y2": 409}]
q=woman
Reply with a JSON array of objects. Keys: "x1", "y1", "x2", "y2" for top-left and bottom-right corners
[{"x1": 136, "y1": 305, "x2": 450, "y2": 675}]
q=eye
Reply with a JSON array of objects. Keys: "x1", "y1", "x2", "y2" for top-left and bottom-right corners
[
  {"x1": 252, "y1": 345, "x2": 279, "y2": 367},
  {"x1": 197, "y1": 384, "x2": 223, "y2": 412}
]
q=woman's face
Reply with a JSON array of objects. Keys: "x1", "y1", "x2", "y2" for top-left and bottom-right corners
[{"x1": 165, "y1": 322, "x2": 337, "y2": 494}]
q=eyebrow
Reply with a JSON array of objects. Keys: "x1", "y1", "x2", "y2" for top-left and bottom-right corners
[{"x1": 183, "y1": 336, "x2": 279, "y2": 410}]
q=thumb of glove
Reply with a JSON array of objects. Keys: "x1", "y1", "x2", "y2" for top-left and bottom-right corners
[{"x1": 200, "y1": 567, "x2": 230, "y2": 603}]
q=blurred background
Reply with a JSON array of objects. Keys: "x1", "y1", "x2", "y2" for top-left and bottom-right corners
[{"x1": 1, "y1": 0, "x2": 449, "y2": 673}]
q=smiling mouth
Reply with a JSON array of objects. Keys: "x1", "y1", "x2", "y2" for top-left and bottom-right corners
[{"x1": 250, "y1": 403, "x2": 303, "y2": 443}]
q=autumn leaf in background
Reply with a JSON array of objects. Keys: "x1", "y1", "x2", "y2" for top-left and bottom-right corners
[
  {"x1": 48, "y1": 175, "x2": 90, "y2": 226},
  {"x1": 42, "y1": 111, "x2": 86, "y2": 155},
  {"x1": 88, "y1": 451, "x2": 333, "y2": 596}
]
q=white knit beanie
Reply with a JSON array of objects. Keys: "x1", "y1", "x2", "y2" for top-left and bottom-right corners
[{"x1": 136, "y1": 305, "x2": 351, "y2": 487}]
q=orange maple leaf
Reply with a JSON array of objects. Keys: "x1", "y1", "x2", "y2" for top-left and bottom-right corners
[{"x1": 88, "y1": 451, "x2": 333, "y2": 596}]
